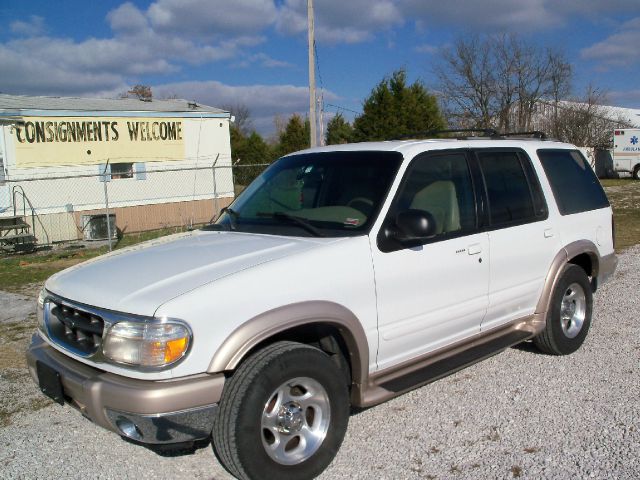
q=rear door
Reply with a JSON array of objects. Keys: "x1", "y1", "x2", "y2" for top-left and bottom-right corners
[
  {"x1": 371, "y1": 150, "x2": 490, "y2": 370},
  {"x1": 475, "y1": 149, "x2": 561, "y2": 331}
]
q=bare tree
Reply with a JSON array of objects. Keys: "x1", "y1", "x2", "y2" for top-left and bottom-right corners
[
  {"x1": 544, "y1": 86, "x2": 633, "y2": 148},
  {"x1": 126, "y1": 84, "x2": 153, "y2": 102},
  {"x1": 435, "y1": 35, "x2": 495, "y2": 129},
  {"x1": 222, "y1": 103, "x2": 253, "y2": 136},
  {"x1": 435, "y1": 34, "x2": 572, "y2": 132}
]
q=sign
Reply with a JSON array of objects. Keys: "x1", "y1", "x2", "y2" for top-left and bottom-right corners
[{"x1": 13, "y1": 116, "x2": 185, "y2": 168}]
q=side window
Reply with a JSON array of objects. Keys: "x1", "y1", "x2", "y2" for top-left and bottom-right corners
[
  {"x1": 537, "y1": 149, "x2": 609, "y2": 215},
  {"x1": 110, "y1": 162, "x2": 134, "y2": 180},
  {"x1": 393, "y1": 152, "x2": 476, "y2": 237},
  {"x1": 478, "y1": 151, "x2": 541, "y2": 226}
]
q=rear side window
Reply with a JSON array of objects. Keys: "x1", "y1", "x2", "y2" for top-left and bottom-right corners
[
  {"x1": 477, "y1": 151, "x2": 544, "y2": 226},
  {"x1": 537, "y1": 150, "x2": 609, "y2": 215}
]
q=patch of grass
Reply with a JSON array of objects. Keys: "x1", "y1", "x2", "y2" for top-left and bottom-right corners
[
  {"x1": 601, "y1": 178, "x2": 632, "y2": 188},
  {"x1": 602, "y1": 178, "x2": 640, "y2": 251},
  {"x1": 0, "y1": 227, "x2": 189, "y2": 292}
]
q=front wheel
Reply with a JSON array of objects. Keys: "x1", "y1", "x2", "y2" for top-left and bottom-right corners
[
  {"x1": 534, "y1": 264, "x2": 593, "y2": 355},
  {"x1": 212, "y1": 341, "x2": 350, "y2": 480},
  {"x1": 634, "y1": 165, "x2": 640, "y2": 180}
]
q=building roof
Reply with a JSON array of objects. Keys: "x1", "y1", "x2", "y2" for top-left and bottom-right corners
[{"x1": 0, "y1": 93, "x2": 228, "y2": 118}]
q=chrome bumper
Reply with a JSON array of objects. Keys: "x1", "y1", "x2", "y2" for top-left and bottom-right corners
[{"x1": 26, "y1": 334, "x2": 224, "y2": 444}]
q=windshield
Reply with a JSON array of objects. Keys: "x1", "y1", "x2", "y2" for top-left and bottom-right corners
[{"x1": 211, "y1": 151, "x2": 403, "y2": 237}]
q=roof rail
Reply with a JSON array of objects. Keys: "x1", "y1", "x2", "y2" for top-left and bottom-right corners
[
  {"x1": 394, "y1": 129, "x2": 556, "y2": 141},
  {"x1": 396, "y1": 128, "x2": 499, "y2": 140},
  {"x1": 499, "y1": 131, "x2": 549, "y2": 140}
]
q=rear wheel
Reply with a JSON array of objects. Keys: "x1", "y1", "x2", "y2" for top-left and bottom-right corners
[
  {"x1": 212, "y1": 341, "x2": 350, "y2": 480},
  {"x1": 534, "y1": 264, "x2": 593, "y2": 355},
  {"x1": 634, "y1": 165, "x2": 640, "y2": 180}
]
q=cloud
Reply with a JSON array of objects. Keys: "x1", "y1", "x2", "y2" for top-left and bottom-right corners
[
  {"x1": 399, "y1": 0, "x2": 640, "y2": 32},
  {"x1": 154, "y1": 80, "x2": 339, "y2": 136},
  {"x1": 0, "y1": 2, "x2": 273, "y2": 97},
  {"x1": 415, "y1": 44, "x2": 439, "y2": 55},
  {"x1": 276, "y1": 0, "x2": 403, "y2": 44},
  {"x1": 107, "y1": 2, "x2": 149, "y2": 33},
  {"x1": 10, "y1": 15, "x2": 46, "y2": 36},
  {"x1": 231, "y1": 53, "x2": 294, "y2": 69},
  {"x1": 147, "y1": 0, "x2": 277, "y2": 37},
  {"x1": 608, "y1": 89, "x2": 640, "y2": 109},
  {"x1": 581, "y1": 17, "x2": 640, "y2": 67}
]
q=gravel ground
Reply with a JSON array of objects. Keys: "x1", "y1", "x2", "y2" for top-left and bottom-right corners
[
  {"x1": 0, "y1": 291, "x2": 36, "y2": 324},
  {"x1": 1, "y1": 248, "x2": 638, "y2": 479}
]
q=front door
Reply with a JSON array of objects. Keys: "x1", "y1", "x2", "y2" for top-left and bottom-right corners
[{"x1": 371, "y1": 151, "x2": 489, "y2": 371}]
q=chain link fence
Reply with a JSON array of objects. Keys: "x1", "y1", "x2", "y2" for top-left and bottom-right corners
[{"x1": 1, "y1": 161, "x2": 270, "y2": 249}]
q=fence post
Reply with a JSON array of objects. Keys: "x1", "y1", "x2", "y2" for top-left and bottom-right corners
[
  {"x1": 211, "y1": 153, "x2": 220, "y2": 221},
  {"x1": 102, "y1": 160, "x2": 112, "y2": 252}
]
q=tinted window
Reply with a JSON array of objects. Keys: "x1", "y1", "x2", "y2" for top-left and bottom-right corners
[
  {"x1": 214, "y1": 151, "x2": 402, "y2": 237},
  {"x1": 392, "y1": 152, "x2": 477, "y2": 236},
  {"x1": 478, "y1": 151, "x2": 537, "y2": 226},
  {"x1": 538, "y1": 149, "x2": 609, "y2": 215}
]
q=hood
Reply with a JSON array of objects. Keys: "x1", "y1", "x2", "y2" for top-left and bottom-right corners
[{"x1": 46, "y1": 231, "x2": 331, "y2": 316}]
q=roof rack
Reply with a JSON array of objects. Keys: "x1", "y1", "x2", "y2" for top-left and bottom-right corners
[
  {"x1": 396, "y1": 129, "x2": 553, "y2": 141},
  {"x1": 499, "y1": 131, "x2": 548, "y2": 140},
  {"x1": 398, "y1": 129, "x2": 499, "y2": 140}
]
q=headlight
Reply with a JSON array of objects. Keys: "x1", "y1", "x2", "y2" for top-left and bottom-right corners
[{"x1": 103, "y1": 321, "x2": 191, "y2": 367}]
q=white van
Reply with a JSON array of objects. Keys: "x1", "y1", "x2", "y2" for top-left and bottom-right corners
[{"x1": 612, "y1": 128, "x2": 640, "y2": 179}]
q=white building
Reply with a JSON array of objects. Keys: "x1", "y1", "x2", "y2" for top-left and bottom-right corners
[{"x1": 0, "y1": 94, "x2": 233, "y2": 244}]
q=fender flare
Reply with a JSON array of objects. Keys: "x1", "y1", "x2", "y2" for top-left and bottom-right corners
[
  {"x1": 207, "y1": 300, "x2": 369, "y2": 399},
  {"x1": 535, "y1": 239, "x2": 600, "y2": 317}
]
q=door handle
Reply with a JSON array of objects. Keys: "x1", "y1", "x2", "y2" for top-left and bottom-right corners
[
  {"x1": 468, "y1": 243, "x2": 482, "y2": 255},
  {"x1": 544, "y1": 228, "x2": 554, "y2": 238}
]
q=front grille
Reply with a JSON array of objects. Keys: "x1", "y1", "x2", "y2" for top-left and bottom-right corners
[{"x1": 46, "y1": 300, "x2": 105, "y2": 356}]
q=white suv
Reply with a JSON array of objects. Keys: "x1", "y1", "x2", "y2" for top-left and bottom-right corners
[{"x1": 27, "y1": 134, "x2": 617, "y2": 480}]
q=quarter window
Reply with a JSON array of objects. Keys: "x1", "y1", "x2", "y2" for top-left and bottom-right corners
[{"x1": 537, "y1": 149, "x2": 609, "y2": 215}]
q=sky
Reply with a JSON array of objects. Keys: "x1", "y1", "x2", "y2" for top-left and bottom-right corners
[{"x1": 2, "y1": 0, "x2": 640, "y2": 136}]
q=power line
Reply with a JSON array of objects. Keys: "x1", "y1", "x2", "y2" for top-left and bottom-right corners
[
  {"x1": 313, "y1": 41, "x2": 324, "y2": 91},
  {"x1": 324, "y1": 103, "x2": 362, "y2": 116}
]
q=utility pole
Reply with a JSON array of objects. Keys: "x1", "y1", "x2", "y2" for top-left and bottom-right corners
[{"x1": 307, "y1": 0, "x2": 317, "y2": 148}]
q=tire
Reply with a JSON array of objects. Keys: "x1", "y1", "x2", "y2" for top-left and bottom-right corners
[
  {"x1": 212, "y1": 341, "x2": 350, "y2": 480},
  {"x1": 634, "y1": 165, "x2": 640, "y2": 180},
  {"x1": 534, "y1": 264, "x2": 593, "y2": 355}
]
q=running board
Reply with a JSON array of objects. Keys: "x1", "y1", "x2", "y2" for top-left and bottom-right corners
[
  {"x1": 357, "y1": 323, "x2": 537, "y2": 407},
  {"x1": 379, "y1": 330, "x2": 531, "y2": 393}
]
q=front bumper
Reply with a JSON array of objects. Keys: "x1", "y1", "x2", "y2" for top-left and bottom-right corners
[{"x1": 26, "y1": 334, "x2": 225, "y2": 444}]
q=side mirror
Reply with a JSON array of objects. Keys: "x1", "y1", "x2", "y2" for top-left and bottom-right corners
[{"x1": 394, "y1": 209, "x2": 437, "y2": 241}]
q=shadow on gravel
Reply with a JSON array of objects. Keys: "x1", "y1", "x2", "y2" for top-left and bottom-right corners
[
  {"x1": 511, "y1": 340, "x2": 543, "y2": 354},
  {"x1": 123, "y1": 436, "x2": 212, "y2": 457}
]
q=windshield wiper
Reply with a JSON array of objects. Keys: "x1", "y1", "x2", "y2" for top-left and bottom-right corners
[{"x1": 256, "y1": 211, "x2": 325, "y2": 237}]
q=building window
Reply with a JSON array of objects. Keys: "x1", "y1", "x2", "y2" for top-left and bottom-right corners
[
  {"x1": 110, "y1": 162, "x2": 134, "y2": 179},
  {"x1": 0, "y1": 155, "x2": 6, "y2": 184}
]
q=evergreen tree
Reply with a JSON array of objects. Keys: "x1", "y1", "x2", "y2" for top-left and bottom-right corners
[
  {"x1": 326, "y1": 113, "x2": 354, "y2": 145},
  {"x1": 275, "y1": 114, "x2": 310, "y2": 157},
  {"x1": 353, "y1": 70, "x2": 445, "y2": 141}
]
